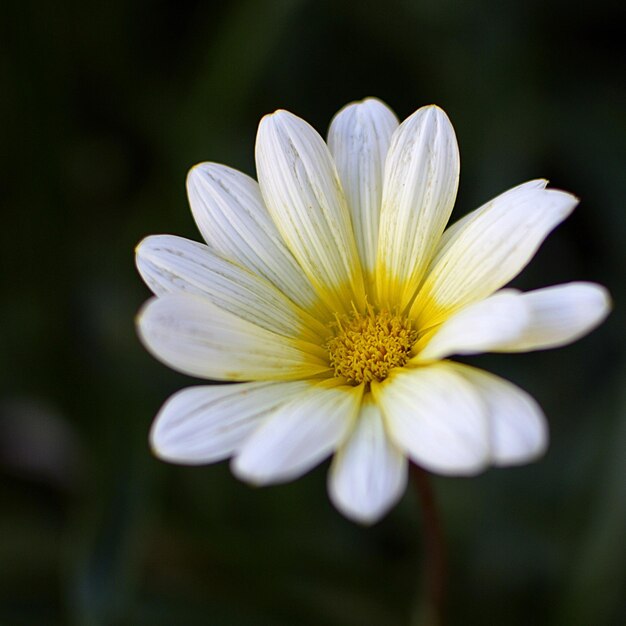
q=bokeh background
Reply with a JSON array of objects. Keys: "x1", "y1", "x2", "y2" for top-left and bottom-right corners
[{"x1": 2, "y1": 1, "x2": 625, "y2": 624}]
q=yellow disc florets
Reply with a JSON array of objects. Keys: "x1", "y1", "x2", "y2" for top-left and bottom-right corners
[{"x1": 326, "y1": 306, "x2": 418, "y2": 385}]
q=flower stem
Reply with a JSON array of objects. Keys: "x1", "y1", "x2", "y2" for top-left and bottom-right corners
[{"x1": 411, "y1": 463, "x2": 447, "y2": 626}]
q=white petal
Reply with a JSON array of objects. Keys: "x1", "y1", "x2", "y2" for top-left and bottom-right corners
[
  {"x1": 327, "y1": 98, "x2": 399, "y2": 283},
  {"x1": 328, "y1": 395, "x2": 407, "y2": 524},
  {"x1": 136, "y1": 234, "x2": 327, "y2": 343},
  {"x1": 232, "y1": 383, "x2": 363, "y2": 484},
  {"x1": 435, "y1": 180, "x2": 548, "y2": 253},
  {"x1": 137, "y1": 293, "x2": 330, "y2": 381},
  {"x1": 150, "y1": 381, "x2": 310, "y2": 464},
  {"x1": 187, "y1": 162, "x2": 325, "y2": 317},
  {"x1": 414, "y1": 290, "x2": 530, "y2": 361},
  {"x1": 255, "y1": 110, "x2": 366, "y2": 314},
  {"x1": 453, "y1": 364, "x2": 548, "y2": 465},
  {"x1": 494, "y1": 282, "x2": 611, "y2": 352},
  {"x1": 372, "y1": 364, "x2": 489, "y2": 475},
  {"x1": 412, "y1": 181, "x2": 578, "y2": 325},
  {"x1": 376, "y1": 105, "x2": 460, "y2": 309}
]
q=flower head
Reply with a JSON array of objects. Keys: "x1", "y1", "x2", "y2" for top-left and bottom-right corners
[{"x1": 136, "y1": 99, "x2": 610, "y2": 524}]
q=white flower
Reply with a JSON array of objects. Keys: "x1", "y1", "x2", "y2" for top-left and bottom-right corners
[{"x1": 136, "y1": 98, "x2": 611, "y2": 524}]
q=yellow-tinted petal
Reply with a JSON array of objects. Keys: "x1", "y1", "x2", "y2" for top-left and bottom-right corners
[
  {"x1": 411, "y1": 181, "x2": 577, "y2": 325},
  {"x1": 136, "y1": 234, "x2": 327, "y2": 343},
  {"x1": 137, "y1": 293, "x2": 331, "y2": 381},
  {"x1": 328, "y1": 98, "x2": 399, "y2": 292},
  {"x1": 256, "y1": 110, "x2": 366, "y2": 314},
  {"x1": 376, "y1": 105, "x2": 460, "y2": 310},
  {"x1": 413, "y1": 290, "x2": 529, "y2": 361},
  {"x1": 187, "y1": 162, "x2": 329, "y2": 320}
]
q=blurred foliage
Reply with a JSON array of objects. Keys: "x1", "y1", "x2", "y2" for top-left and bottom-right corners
[{"x1": 1, "y1": 0, "x2": 625, "y2": 624}]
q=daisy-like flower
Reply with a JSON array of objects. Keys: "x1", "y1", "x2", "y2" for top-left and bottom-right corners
[{"x1": 136, "y1": 98, "x2": 610, "y2": 524}]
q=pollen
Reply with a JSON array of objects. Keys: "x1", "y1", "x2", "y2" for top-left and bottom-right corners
[{"x1": 326, "y1": 306, "x2": 419, "y2": 385}]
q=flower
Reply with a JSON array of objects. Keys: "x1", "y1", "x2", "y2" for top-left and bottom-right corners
[{"x1": 136, "y1": 98, "x2": 610, "y2": 524}]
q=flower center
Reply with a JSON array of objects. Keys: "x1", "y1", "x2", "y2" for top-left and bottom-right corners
[{"x1": 326, "y1": 307, "x2": 418, "y2": 385}]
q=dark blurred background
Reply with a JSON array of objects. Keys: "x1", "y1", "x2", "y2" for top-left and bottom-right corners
[{"x1": 1, "y1": 1, "x2": 625, "y2": 624}]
